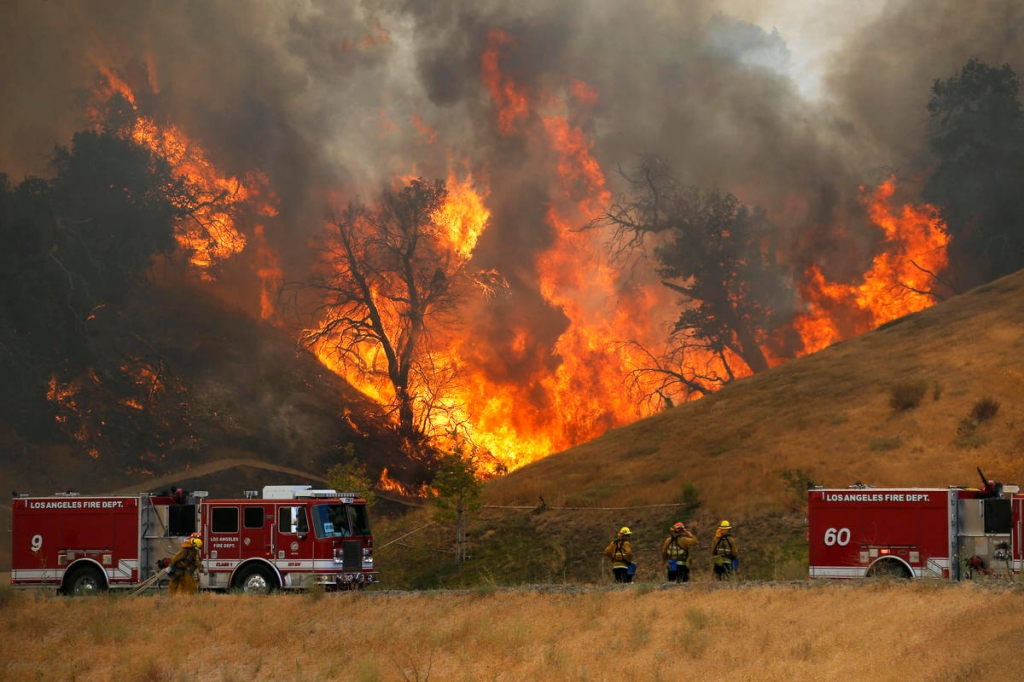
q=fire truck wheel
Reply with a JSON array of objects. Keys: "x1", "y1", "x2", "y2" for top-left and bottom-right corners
[
  {"x1": 235, "y1": 565, "x2": 276, "y2": 594},
  {"x1": 865, "y1": 559, "x2": 912, "y2": 579},
  {"x1": 64, "y1": 565, "x2": 108, "y2": 596}
]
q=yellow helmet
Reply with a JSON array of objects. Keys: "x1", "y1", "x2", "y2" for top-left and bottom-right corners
[
  {"x1": 190, "y1": 538, "x2": 203, "y2": 550},
  {"x1": 719, "y1": 520, "x2": 732, "y2": 530},
  {"x1": 619, "y1": 526, "x2": 631, "y2": 535}
]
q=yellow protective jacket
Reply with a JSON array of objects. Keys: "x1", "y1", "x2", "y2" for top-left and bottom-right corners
[
  {"x1": 711, "y1": 529, "x2": 737, "y2": 566},
  {"x1": 168, "y1": 545, "x2": 202, "y2": 594},
  {"x1": 604, "y1": 537, "x2": 633, "y2": 568},
  {"x1": 662, "y1": 532, "x2": 698, "y2": 567},
  {"x1": 170, "y1": 545, "x2": 202, "y2": 574}
]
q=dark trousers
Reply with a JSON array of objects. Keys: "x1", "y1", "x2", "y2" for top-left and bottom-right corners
[
  {"x1": 612, "y1": 567, "x2": 633, "y2": 583},
  {"x1": 713, "y1": 564, "x2": 733, "y2": 580},
  {"x1": 667, "y1": 565, "x2": 690, "y2": 582}
]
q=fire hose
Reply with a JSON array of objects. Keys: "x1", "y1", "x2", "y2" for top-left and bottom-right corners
[{"x1": 128, "y1": 566, "x2": 170, "y2": 596}]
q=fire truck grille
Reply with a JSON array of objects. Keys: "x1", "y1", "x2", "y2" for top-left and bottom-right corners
[{"x1": 342, "y1": 540, "x2": 362, "y2": 570}]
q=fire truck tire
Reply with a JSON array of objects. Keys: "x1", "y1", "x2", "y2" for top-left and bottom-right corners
[
  {"x1": 235, "y1": 565, "x2": 277, "y2": 594},
  {"x1": 865, "y1": 559, "x2": 912, "y2": 579},
  {"x1": 63, "y1": 565, "x2": 108, "y2": 596}
]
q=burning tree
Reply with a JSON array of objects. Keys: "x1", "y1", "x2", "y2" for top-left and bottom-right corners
[
  {"x1": 595, "y1": 157, "x2": 793, "y2": 398},
  {"x1": 301, "y1": 177, "x2": 501, "y2": 440}
]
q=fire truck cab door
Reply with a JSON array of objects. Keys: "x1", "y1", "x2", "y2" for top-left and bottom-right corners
[{"x1": 274, "y1": 504, "x2": 314, "y2": 570}]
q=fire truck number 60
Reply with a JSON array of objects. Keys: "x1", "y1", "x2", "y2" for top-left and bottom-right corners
[{"x1": 823, "y1": 527, "x2": 851, "y2": 546}]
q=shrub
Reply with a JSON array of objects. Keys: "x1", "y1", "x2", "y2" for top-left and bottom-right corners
[
  {"x1": 870, "y1": 436, "x2": 903, "y2": 452},
  {"x1": 780, "y1": 468, "x2": 813, "y2": 509},
  {"x1": 889, "y1": 380, "x2": 928, "y2": 412},
  {"x1": 969, "y1": 396, "x2": 1000, "y2": 423},
  {"x1": 680, "y1": 482, "x2": 700, "y2": 510},
  {"x1": 955, "y1": 432, "x2": 991, "y2": 449},
  {"x1": 956, "y1": 417, "x2": 976, "y2": 437}
]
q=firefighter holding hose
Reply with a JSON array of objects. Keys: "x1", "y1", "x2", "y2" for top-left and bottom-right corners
[{"x1": 167, "y1": 532, "x2": 203, "y2": 594}]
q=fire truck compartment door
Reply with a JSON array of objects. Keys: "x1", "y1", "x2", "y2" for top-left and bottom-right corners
[{"x1": 240, "y1": 505, "x2": 272, "y2": 559}]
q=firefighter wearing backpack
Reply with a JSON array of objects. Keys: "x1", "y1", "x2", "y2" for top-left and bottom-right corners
[
  {"x1": 604, "y1": 527, "x2": 635, "y2": 583},
  {"x1": 662, "y1": 521, "x2": 697, "y2": 582},
  {"x1": 711, "y1": 520, "x2": 738, "y2": 580},
  {"x1": 167, "y1": 534, "x2": 203, "y2": 594}
]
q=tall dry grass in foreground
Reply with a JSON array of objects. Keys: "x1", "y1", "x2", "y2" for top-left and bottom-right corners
[{"x1": 2, "y1": 581, "x2": 1022, "y2": 681}]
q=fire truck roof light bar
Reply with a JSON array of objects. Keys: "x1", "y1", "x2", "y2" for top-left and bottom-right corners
[{"x1": 261, "y1": 485, "x2": 361, "y2": 500}]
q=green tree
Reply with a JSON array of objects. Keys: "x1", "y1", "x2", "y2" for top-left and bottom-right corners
[
  {"x1": 596, "y1": 157, "x2": 793, "y2": 402},
  {"x1": 325, "y1": 445, "x2": 377, "y2": 507},
  {"x1": 429, "y1": 452, "x2": 483, "y2": 564},
  {"x1": 923, "y1": 59, "x2": 1024, "y2": 288}
]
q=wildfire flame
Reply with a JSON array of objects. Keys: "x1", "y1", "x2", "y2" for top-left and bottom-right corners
[
  {"x1": 89, "y1": 63, "x2": 279, "y2": 280},
  {"x1": 68, "y1": 45, "x2": 952, "y2": 480},
  {"x1": 793, "y1": 177, "x2": 950, "y2": 354},
  {"x1": 377, "y1": 467, "x2": 427, "y2": 497},
  {"x1": 316, "y1": 35, "x2": 952, "y2": 475}
]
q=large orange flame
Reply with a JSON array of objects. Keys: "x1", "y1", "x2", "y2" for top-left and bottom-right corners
[
  {"x1": 82, "y1": 48, "x2": 951, "y2": 479},
  {"x1": 89, "y1": 64, "x2": 280, "y2": 279},
  {"x1": 793, "y1": 176, "x2": 949, "y2": 354}
]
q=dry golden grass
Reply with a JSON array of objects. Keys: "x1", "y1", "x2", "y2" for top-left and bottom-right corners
[{"x1": 2, "y1": 581, "x2": 1022, "y2": 681}]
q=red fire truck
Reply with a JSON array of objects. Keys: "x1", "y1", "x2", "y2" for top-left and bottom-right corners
[
  {"x1": 10, "y1": 484, "x2": 378, "y2": 595},
  {"x1": 808, "y1": 471, "x2": 1022, "y2": 580}
]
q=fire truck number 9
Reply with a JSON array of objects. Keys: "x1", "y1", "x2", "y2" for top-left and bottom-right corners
[
  {"x1": 31, "y1": 534, "x2": 43, "y2": 552},
  {"x1": 823, "y1": 527, "x2": 851, "y2": 546}
]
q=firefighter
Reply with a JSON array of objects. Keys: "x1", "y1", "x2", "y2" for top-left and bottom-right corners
[
  {"x1": 662, "y1": 521, "x2": 697, "y2": 582},
  {"x1": 167, "y1": 534, "x2": 203, "y2": 594},
  {"x1": 604, "y1": 527, "x2": 634, "y2": 583},
  {"x1": 711, "y1": 520, "x2": 738, "y2": 580}
]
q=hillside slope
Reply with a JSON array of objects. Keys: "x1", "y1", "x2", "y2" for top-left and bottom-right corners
[{"x1": 379, "y1": 269, "x2": 1024, "y2": 587}]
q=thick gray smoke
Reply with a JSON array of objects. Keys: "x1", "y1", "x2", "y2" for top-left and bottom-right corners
[{"x1": 3, "y1": 0, "x2": 1023, "y2": 346}]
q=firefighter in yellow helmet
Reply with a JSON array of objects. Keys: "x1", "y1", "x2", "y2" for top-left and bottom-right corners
[
  {"x1": 662, "y1": 521, "x2": 698, "y2": 582},
  {"x1": 712, "y1": 520, "x2": 738, "y2": 580},
  {"x1": 167, "y1": 534, "x2": 203, "y2": 594},
  {"x1": 604, "y1": 526, "x2": 635, "y2": 583}
]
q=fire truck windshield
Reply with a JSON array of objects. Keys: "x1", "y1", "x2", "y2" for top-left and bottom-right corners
[{"x1": 311, "y1": 503, "x2": 371, "y2": 539}]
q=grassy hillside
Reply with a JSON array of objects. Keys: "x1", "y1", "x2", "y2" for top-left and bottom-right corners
[{"x1": 376, "y1": 269, "x2": 1024, "y2": 587}]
